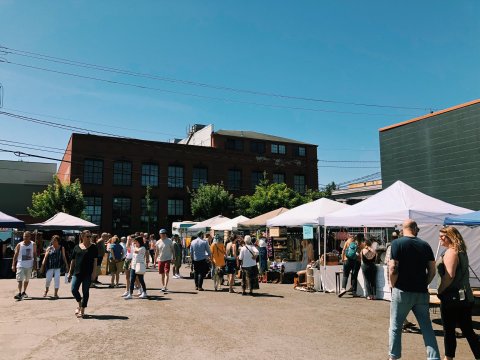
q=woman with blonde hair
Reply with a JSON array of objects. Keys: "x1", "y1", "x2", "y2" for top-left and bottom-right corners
[{"x1": 437, "y1": 226, "x2": 480, "y2": 360}]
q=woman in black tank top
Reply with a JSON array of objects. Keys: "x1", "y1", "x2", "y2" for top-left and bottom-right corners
[{"x1": 361, "y1": 239, "x2": 377, "y2": 300}]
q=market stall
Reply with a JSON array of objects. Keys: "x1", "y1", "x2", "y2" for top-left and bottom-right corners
[
  {"x1": 0, "y1": 211, "x2": 25, "y2": 278},
  {"x1": 321, "y1": 180, "x2": 472, "y2": 299},
  {"x1": 266, "y1": 198, "x2": 350, "y2": 278},
  {"x1": 237, "y1": 207, "x2": 289, "y2": 231},
  {"x1": 188, "y1": 215, "x2": 231, "y2": 234}
]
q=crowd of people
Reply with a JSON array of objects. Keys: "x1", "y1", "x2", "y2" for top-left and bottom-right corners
[{"x1": 10, "y1": 221, "x2": 480, "y2": 359}]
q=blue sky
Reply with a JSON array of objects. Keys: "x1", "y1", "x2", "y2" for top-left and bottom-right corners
[{"x1": 1, "y1": 1, "x2": 479, "y2": 187}]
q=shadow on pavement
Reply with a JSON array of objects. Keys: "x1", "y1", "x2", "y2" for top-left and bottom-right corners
[
  {"x1": 83, "y1": 314, "x2": 129, "y2": 320},
  {"x1": 24, "y1": 296, "x2": 75, "y2": 301},
  {"x1": 163, "y1": 290, "x2": 197, "y2": 295},
  {"x1": 146, "y1": 296, "x2": 171, "y2": 301},
  {"x1": 250, "y1": 293, "x2": 284, "y2": 298}
]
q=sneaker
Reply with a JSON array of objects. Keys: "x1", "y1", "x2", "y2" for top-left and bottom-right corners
[
  {"x1": 136, "y1": 290, "x2": 142, "y2": 296},
  {"x1": 124, "y1": 294, "x2": 132, "y2": 300},
  {"x1": 338, "y1": 289, "x2": 347, "y2": 298},
  {"x1": 121, "y1": 291, "x2": 129, "y2": 297},
  {"x1": 14, "y1": 292, "x2": 22, "y2": 300},
  {"x1": 139, "y1": 292, "x2": 147, "y2": 299},
  {"x1": 21, "y1": 292, "x2": 28, "y2": 299},
  {"x1": 160, "y1": 287, "x2": 166, "y2": 292}
]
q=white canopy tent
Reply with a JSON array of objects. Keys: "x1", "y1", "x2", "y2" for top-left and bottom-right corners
[
  {"x1": 188, "y1": 215, "x2": 231, "y2": 231},
  {"x1": 323, "y1": 181, "x2": 472, "y2": 227},
  {"x1": 211, "y1": 215, "x2": 250, "y2": 231},
  {"x1": 267, "y1": 198, "x2": 349, "y2": 227},
  {"x1": 27, "y1": 212, "x2": 99, "y2": 230}
]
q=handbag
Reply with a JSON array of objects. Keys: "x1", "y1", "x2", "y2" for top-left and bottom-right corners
[{"x1": 135, "y1": 262, "x2": 146, "y2": 275}]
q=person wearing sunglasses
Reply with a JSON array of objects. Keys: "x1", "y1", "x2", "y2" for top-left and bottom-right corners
[{"x1": 68, "y1": 230, "x2": 98, "y2": 318}]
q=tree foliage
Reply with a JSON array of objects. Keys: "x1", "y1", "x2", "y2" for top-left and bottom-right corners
[
  {"x1": 28, "y1": 176, "x2": 86, "y2": 219},
  {"x1": 235, "y1": 180, "x2": 304, "y2": 217},
  {"x1": 190, "y1": 183, "x2": 233, "y2": 221},
  {"x1": 235, "y1": 180, "x2": 338, "y2": 217}
]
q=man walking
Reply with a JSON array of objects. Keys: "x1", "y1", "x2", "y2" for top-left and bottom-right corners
[
  {"x1": 12, "y1": 231, "x2": 36, "y2": 300},
  {"x1": 388, "y1": 219, "x2": 439, "y2": 360},
  {"x1": 154, "y1": 229, "x2": 175, "y2": 292},
  {"x1": 189, "y1": 232, "x2": 211, "y2": 291}
]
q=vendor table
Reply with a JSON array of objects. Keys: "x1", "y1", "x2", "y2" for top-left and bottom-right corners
[{"x1": 356, "y1": 264, "x2": 391, "y2": 301}]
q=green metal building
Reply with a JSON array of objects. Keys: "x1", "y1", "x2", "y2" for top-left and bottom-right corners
[{"x1": 380, "y1": 99, "x2": 480, "y2": 211}]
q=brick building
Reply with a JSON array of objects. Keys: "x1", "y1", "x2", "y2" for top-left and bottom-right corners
[
  {"x1": 58, "y1": 125, "x2": 318, "y2": 235},
  {"x1": 380, "y1": 99, "x2": 480, "y2": 210}
]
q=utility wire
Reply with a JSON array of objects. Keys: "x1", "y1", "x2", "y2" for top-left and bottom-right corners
[
  {"x1": 2, "y1": 45, "x2": 435, "y2": 111},
  {"x1": 1, "y1": 59, "x2": 422, "y2": 117}
]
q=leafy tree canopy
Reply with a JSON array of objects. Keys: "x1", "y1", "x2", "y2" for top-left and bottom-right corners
[
  {"x1": 28, "y1": 176, "x2": 86, "y2": 219},
  {"x1": 190, "y1": 183, "x2": 233, "y2": 221}
]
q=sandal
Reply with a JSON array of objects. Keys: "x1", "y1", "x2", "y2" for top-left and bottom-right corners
[
  {"x1": 43, "y1": 291, "x2": 48, "y2": 298},
  {"x1": 75, "y1": 307, "x2": 80, "y2": 316}
]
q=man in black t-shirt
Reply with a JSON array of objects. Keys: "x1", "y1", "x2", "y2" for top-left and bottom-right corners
[{"x1": 387, "y1": 219, "x2": 439, "y2": 360}]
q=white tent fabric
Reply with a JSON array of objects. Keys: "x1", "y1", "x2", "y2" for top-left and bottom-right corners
[
  {"x1": 212, "y1": 215, "x2": 250, "y2": 231},
  {"x1": 0, "y1": 211, "x2": 25, "y2": 228},
  {"x1": 188, "y1": 215, "x2": 231, "y2": 231},
  {"x1": 323, "y1": 181, "x2": 472, "y2": 227},
  {"x1": 27, "y1": 212, "x2": 99, "y2": 230},
  {"x1": 266, "y1": 198, "x2": 350, "y2": 227}
]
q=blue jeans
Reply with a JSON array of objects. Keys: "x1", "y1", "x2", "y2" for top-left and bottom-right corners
[
  {"x1": 389, "y1": 288, "x2": 439, "y2": 360},
  {"x1": 71, "y1": 275, "x2": 91, "y2": 308}
]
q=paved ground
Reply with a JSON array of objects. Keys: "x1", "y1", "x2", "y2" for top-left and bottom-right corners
[{"x1": 0, "y1": 268, "x2": 478, "y2": 360}]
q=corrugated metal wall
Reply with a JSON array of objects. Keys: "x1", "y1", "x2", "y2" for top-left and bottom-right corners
[{"x1": 380, "y1": 103, "x2": 480, "y2": 210}]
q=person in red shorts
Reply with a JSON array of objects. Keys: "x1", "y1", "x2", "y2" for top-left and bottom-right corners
[{"x1": 154, "y1": 229, "x2": 175, "y2": 292}]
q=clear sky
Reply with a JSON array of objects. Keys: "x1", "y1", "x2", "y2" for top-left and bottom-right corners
[{"x1": 0, "y1": 1, "x2": 479, "y2": 187}]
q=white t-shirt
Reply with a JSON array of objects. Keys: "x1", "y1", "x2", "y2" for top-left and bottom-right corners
[
  {"x1": 156, "y1": 238, "x2": 174, "y2": 262},
  {"x1": 132, "y1": 246, "x2": 145, "y2": 268},
  {"x1": 239, "y1": 245, "x2": 259, "y2": 268},
  {"x1": 258, "y1": 238, "x2": 267, "y2": 248}
]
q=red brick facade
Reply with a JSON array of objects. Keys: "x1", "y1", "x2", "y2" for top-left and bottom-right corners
[{"x1": 59, "y1": 132, "x2": 318, "y2": 235}]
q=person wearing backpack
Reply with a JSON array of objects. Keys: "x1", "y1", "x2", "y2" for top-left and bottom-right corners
[{"x1": 338, "y1": 233, "x2": 364, "y2": 298}]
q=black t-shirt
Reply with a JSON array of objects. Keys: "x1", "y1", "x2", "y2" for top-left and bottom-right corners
[
  {"x1": 72, "y1": 244, "x2": 99, "y2": 278},
  {"x1": 391, "y1": 236, "x2": 434, "y2": 293}
]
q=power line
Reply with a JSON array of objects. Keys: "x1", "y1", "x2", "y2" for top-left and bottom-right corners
[
  {"x1": 3, "y1": 107, "x2": 184, "y2": 139},
  {"x1": 2, "y1": 45, "x2": 435, "y2": 111},
  {"x1": 1, "y1": 59, "x2": 422, "y2": 118}
]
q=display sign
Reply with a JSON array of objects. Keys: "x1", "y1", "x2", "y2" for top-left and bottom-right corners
[
  {"x1": 269, "y1": 227, "x2": 280, "y2": 237},
  {"x1": 303, "y1": 225, "x2": 314, "y2": 239}
]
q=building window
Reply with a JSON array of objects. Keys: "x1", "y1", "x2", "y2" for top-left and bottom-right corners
[
  {"x1": 271, "y1": 143, "x2": 286, "y2": 155},
  {"x1": 228, "y1": 169, "x2": 242, "y2": 191},
  {"x1": 294, "y1": 175, "x2": 306, "y2": 193},
  {"x1": 141, "y1": 198, "x2": 158, "y2": 230},
  {"x1": 84, "y1": 159, "x2": 103, "y2": 185},
  {"x1": 113, "y1": 161, "x2": 132, "y2": 186},
  {"x1": 250, "y1": 141, "x2": 265, "y2": 154},
  {"x1": 112, "y1": 197, "x2": 131, "y2": 232},
  {"x1": 226, "y1": 138, "x2": 244, "y2": 151},
  {"x1": 273, "y1": 173, "x2": 285, "y2": 184},
  {"x1": 296, "y1": 146, "x2": 306, "y2": 157},
  {"x1": 168, "y1": 199, "x2": 184, "y2": 216},
  {"x1": 168, "y1": 166, "x2": 184, "y2": 188},
  {"x1": 251, "y1": 171, "x2": 264, "y2": 190},
  {"x1": 84, "y1": 196, "x2": 102, "y2": 225},
  {"x1": 192, "y1": 167, "x2": 208, "y2": 189},
  {"x1": 141, "y1": 164, "x2": 158, "y2": 187}
]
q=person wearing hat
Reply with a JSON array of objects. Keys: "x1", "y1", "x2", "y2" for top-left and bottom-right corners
[
  {"x1": 154, "y1": 229, "x2": 175, "y2": 292},
  {"x1": 172, "y1": 234, "x2": 183, "y2": 278}
]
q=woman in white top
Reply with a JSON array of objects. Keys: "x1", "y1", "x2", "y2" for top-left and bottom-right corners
[
  {"x1": 238, "y1": 235, "x2": 259, "y2": 296},
  {"x1": 125, "y1": 236, "x2": 147, "y2": 300}
]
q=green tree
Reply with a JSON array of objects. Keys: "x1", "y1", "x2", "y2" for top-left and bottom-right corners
[
  {"x1": 190, "y1": 183, "x2": 233, "y2": 221},
  {"x1": 28, "y1": 176, "x2": 86, "y2": 219},
  {"x1": 235, "y1": 180, "x2": 304, "y2": 217},
  {"x1": 303, "y1": 181, "x2": 337, "y2": 202},
  {"x1": 144, "y1": 185, "x2": 153, "y2": 233}
]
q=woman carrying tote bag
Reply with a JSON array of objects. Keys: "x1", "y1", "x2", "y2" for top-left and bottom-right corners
[{"x1": 125, "y1": 236, "x2": 147, "y2": 300}]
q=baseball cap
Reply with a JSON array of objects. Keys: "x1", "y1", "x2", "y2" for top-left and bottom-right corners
[{"x1": 159, "y1": 229, "x2": 167, "y2": 234}]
